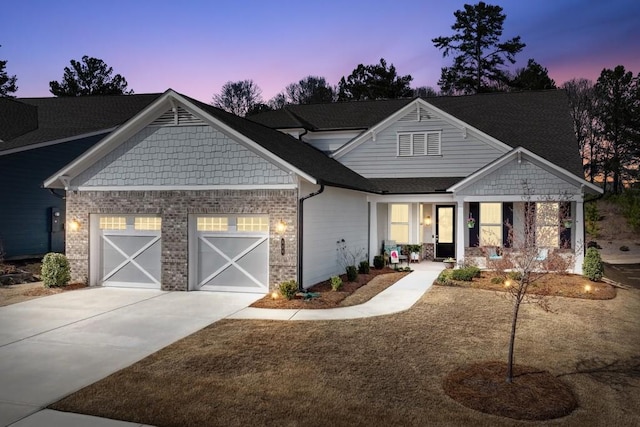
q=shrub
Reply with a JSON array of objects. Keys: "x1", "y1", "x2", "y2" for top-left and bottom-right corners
[
  {"x1": 330, "y1": 276, "x2": 342, "y2": 291},
  {"x1": 582, "y1": 247, "x2": 604, "y2": 282},
  {"x1": 507, "y1": 271, "x2": 522, "y2": 281},
  {"x1": 450, "y1": 266, "x2": 480, "y2": 281},
  {"x1": 490, "y1": 276, "x2": 504, "y2": 285},
  {"x1": 373, "y1": 255, "x2": 384, "y2": 269},
  {"x1": 41, "y1": 252, "x2": 71, "y2": 288},
  {"x1": 278, "y1": 280, "x2": 298, "y2": 300},
  {"x1": 346, "y1": 265, "x2": 358, "y2": 282},
  {"x1": 436, "y1": 269, "x2": 453, "y2": 285},
  {"x1": 358, "y1": 260, "x2": 370, "y2": 274}
]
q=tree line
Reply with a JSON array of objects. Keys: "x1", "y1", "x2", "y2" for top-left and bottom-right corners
[{"x1": 1, "y1": 2, "x2": 637, "y2": 192}]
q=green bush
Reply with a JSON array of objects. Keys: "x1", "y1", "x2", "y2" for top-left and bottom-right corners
[
  {"x1": 358, "y1": 260, "x2": 370, "y2": 274},
  {"x1": 346, "y1": 265, "x2": 358, "y2": 282},
  {"x1": 373, "y1": 255, "x2": 384, "y2": 269},
  {"x1": 41, "y1": 252, "x2": 71, "y2": 288},
  {"x1": 507, "y1": 271, "x2": 522, "y2": 281},
  {"x1": 278, "y1": 280, "x2": 298, "y2": 300},
  {"x1": 490, "y1": 276, "x2": 504, "y2": 284},
  {"x1": 450, "y1": 266, "x2": 480, "y2": 281},
  {"x1": 582, "y1": 247, "x2": 604, "y2": 282},
  {"x1": 436, "y1": 269, "x2": 453, "y2": 285},
  {"x1": 330, "y1": 276, "x2": 342, "y2": 291}
]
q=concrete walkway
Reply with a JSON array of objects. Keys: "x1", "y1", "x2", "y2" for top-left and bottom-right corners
[{"x1": 1, "y1": 262, "x2": 443, "y2": 427}]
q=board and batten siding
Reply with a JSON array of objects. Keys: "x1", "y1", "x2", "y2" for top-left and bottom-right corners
[
  {"x1": 71, "y1": 125, "x2": 294, "y2": 188},
  {"x1": 337, "y1": 111, "x2": 505, "y2": 178},
  {"x1": 301, "y1": 182, "x2": 368, "y2": 288},
  {"x1": 0, "y1": 134, "x2": 105, "y2": 258}
]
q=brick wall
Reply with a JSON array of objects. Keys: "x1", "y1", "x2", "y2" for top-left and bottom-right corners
[{"x1": 66, "y1": 189, "x2": 298, "y2": 291}]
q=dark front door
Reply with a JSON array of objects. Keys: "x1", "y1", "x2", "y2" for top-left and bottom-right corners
[{"x1": 435, "y1": 205, "x2": 455, "y2": 259}]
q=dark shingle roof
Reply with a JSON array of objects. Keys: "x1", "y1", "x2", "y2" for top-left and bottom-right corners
[
  {"x1": 0, "y1": 97, "x2": 38, "y2": 142},
  {"x1": 369, "y1": 177, "x2": 465, "y2": 194},
  {"x1": 249, "y1": 98, "x2": 413, "y2": 130},
  {"x1": 184, "y1": 96, "x2": 378, "y2": 193},
  {"x1": 250, "y1": 91, "x2": 582, "y2": 177},
  {"x1": 427, "y1": 91, "x2": 582, "y2": 177},
  {"x1": 1, "y1": 94, "x2": 162, "y2": 152}
]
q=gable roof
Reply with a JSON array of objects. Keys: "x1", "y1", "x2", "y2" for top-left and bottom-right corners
[
  {"x1": 250, "y1": 90, "x2": 582, "y2": 177},
  {"x1": 0, "y1": 97, "x2": 38, "y2": 142},
  {"x1": 0, "y1": 93, "x2": 162, "y2": 154},
  {"x1": 44, "y1": 90, "x2": 377, "y2": 194}
]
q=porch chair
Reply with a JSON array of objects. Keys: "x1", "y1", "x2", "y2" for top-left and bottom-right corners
[{"x1": 383, "y1": 240, "x2": 408, "y2": 265}]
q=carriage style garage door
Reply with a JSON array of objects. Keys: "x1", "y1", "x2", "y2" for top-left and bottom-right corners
[
  {"x1": 189, "y1": 215, "x2": 269, "y2": 293},
  {"x1": 90, "y1": 215, "x2": 162, "y2": 289}
]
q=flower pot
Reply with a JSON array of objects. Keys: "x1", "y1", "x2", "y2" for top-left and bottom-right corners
[
  {"x1": 444, "y1": 261, "x2": 455, "y2": 269},
  {"x1": 467, "y1": 221, "x2": 475, "y2": 228},
  {"x1": 563, "y1": 220, "x2": 573, "y2": 228}
]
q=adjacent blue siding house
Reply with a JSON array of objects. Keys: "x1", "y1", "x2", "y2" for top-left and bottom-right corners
[{"x1": 0, "y1": 94, "x2": 161, "y2": 259}]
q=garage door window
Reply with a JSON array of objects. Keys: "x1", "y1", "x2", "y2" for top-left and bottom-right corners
[
  {"x1": 197, "y1": 217, "x2": 228, "y2": 231},
  {"x1": 237, "y1": 216, "x2": 269, "y2": 232},
  {"x1": 99, "y1": 216, "x2": 127, "y2": 230},
  {"x1": 135, "y1": 217, "x2": 162, "y2": 230}
]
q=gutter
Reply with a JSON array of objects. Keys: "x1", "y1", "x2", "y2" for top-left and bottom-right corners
[{"x1": 297, "y1": 183, "x2": 325, "y2": 291}]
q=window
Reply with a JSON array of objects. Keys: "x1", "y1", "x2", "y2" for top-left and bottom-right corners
[
  {"x1": 237, "y1": 216, "x2": 269, "y2": 232},
  {"x1": 134, "y1": 217, "x2": 161, "y2": 231},
  {"x1": 99, "y1": 217, "x2": 126, "y2": 230},
  {"x1": 479, "y1": 203, "x2": 502, "y2": 246},
  {"x1": 390, "y1": 204, "x2": 409, "y2": 243},
  {"x1": 535, "y1": 202, "x2": 559, "y2": 247},
  {"x1": 197, "y1": 217, "x2": 228, "y2": 232},
  {"x1": 397, "y1": 132, "x2": 441, "y2": 157}
]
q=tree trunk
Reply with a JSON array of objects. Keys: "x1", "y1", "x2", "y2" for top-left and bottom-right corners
[{"x1": 506, "y1": 297, "x2": 522, "y2": 383}]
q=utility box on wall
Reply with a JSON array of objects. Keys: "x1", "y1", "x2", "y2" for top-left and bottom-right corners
[{"x1": 49, "y1": 207, "x2": 65, "y2": 253}]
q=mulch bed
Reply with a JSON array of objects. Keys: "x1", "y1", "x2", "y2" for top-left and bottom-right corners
[
  {"x1": 250, "y1": 267, "x2": 408, "y2": 309},
  {"x1": 443, "y1": 361, "x2": 578, "y2": 420},
  {"x1": 23, "y1": 282, "x2": 87, "y2": 296}
]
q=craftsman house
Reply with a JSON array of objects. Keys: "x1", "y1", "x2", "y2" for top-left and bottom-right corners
[{"x1": 29, "y1": 88, "x2": 600, "y2": 292}]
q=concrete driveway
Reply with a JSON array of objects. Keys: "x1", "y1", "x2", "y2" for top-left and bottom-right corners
[{"x1": 0, "y1": 287, "x2": 261, "y2": 426}]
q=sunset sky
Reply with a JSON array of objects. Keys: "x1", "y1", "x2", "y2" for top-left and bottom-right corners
[{"x1": 3, "y1": 0, "x2": 639, "y2": 103}]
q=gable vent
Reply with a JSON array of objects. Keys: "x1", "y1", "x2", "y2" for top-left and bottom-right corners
[
  {"x1": 418, "y1": 107, "x2": 432, "y2": 121},
  {"x1": 399, "y1": 107, "x2": 419, "y2": 122},
  {"x1": 149, "y1": 106, "x2": 205, "y2": 127}
]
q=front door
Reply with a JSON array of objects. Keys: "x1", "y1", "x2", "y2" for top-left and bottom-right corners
[{"x1": 435, "y1": 206, "x2": 455, "y2": 259}]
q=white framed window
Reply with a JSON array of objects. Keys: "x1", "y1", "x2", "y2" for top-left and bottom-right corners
[
  {"x1": 134, "y1": 217, "x2": 162, "y2": 231},
  {"x1": 535, "y1": 202, "x2": 559, "y2": 247},
  {"x1": 397, "y1": 131, "x2": 441, "y2": 157},
  {"x1": 479, "y1": 203, "x2": 502, "y2": 246},
  {"x1": 99, "y1": 216, "x2": 127, "y2": 230},
  {"x1": 237, "y1": 216, "x2": 269, "y2": 232},
  {"x1": 389, "y1": 204, "x2": 409, "y2": 243},
  {"x1": 197, "y1": 217, "x2": 228, "y2": 232}
]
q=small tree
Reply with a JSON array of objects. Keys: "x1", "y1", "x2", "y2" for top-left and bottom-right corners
[
  {"x1": 212, "y1": 79, "x2": 263, "y2": 117},
  {"x1": 337, "y1": 58, "x2": 413, "y2": 101},
  {"x1": 0, "y1": 45, "x2": 18, "y2": 97},
  {"x1": 49, "y1": 56, "x2": 132, "y2": 96},
  {"x1": 485, "y1": 183, "x2": 578, "y2": 382}
]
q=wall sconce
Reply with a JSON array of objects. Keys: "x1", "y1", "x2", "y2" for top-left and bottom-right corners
[
  {"x1": 425, "y1": 216, "x2": 432, "y2": 226},
  {"x1": 275, "y1": 220, "x2": 287, "y2": 234},
  {"x1": 68, "y1": 218, "x2": 81, "y2": 231}
]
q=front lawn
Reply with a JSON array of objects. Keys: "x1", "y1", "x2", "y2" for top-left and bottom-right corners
[{"x1": 50, "y1": 285, "x2": 640, "y2": 426}]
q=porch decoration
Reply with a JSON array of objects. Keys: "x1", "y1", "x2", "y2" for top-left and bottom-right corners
[
  {"x1": 443, "y1": 257, "x2": 456, "y2": 268},
  {"x1": 563, "y1": 218, "x2": 573, "y2": 229},
  {"x1": 467, "y1": 214, "x2": 475, "y2": 228}
]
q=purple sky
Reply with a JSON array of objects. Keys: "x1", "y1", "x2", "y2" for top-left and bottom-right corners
[{"x1": 3, "y1": 0, "x2": 639, "y2": 103}]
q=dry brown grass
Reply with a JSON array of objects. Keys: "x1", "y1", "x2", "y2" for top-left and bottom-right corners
[
  {"x1": 50, "y1": 285, "x2": 640, "y2": 426},
  {"x1": 0, "y1": 282, "x2": 86, "y2": 307}
]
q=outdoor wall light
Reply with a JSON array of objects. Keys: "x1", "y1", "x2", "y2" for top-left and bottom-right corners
[
  {"x1": 68, "y1": 218, "x2": 81, "y2": 231},
  {"x1": 425, "y1": 216, "x2": 432, "y2": 226},
  {"x1": 275, "y1": 220, "x2": 287, "y2": 234}
]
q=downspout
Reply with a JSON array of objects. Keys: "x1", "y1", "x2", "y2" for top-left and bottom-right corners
[{"x1": 297, "y1": 183, "x2": 324, "y2": 291}]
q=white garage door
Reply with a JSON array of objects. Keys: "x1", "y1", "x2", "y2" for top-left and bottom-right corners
[
  {"x1": 91, "y1": 215, "x2": 162, "y2": 289},
  {"x1": 190, "y1": 215, "x2": 269, "y2": 293}
]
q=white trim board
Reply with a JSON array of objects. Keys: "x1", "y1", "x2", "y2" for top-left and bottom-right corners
[{"x1": 77, "y1": 184, "x2": 298, "y2": 191}]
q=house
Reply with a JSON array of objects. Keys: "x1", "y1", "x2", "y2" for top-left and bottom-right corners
[
  {"x1": 39, "y1": 89, "x2": 600, "y2": 293},
  {"x1": 0, "y1": 94, "x2": 162, "y2": 259}
]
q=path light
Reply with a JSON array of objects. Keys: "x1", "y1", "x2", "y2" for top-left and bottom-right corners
[
  {"x1": 271, "y1": 291, "x2": 279, "y2": 300},
  {"x1": 584, "y1": 284, "x2": 592, "y2": 293},
  {"x1": 504, "y1": 279, "x2": 512, "y2": 288}
]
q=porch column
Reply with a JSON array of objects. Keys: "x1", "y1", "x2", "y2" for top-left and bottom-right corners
[
  {"x1": 369, "y1": 201, "x2": 378, "y2": 264},
  {"x1": 456, "y1": 199, "x2": 465, "y2": 264},
  {"x1": 574, "y1": 200, "x2": 585, "y2": 274}
]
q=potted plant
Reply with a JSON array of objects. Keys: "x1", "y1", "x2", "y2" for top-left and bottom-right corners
[
  {"x1": 408, "y1": 244, "x2": 422, "y2": 262},
  {"x1": 443, "y1": 257, "x2": 456, "y2": 268},
  {"x1": 467, "y1": 214, "x2": 475, "y2": 228}
]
